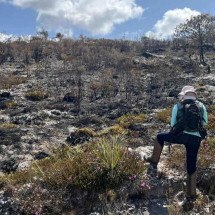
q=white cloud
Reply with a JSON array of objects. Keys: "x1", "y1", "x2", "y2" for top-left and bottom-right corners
[
  {"x1": 146, "y1": 8, "x2": 201, "y2": 39},
  {"x1": 0, "y1": 32, "x2": 32, "y2": 42},
  {"x1": 10, "y1": 0, "x2": 144, "y2": 35},
  {"x1": 12, "y1": 0, "x2": 58, "y2": 10},
  {"x1": 0, "y1": 32, "x2": 13, "y2": 42}
]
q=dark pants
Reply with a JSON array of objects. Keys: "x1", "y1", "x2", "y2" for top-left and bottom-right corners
[{"x1": 157, "y1": 132, "x2": 201, "y2": 175}]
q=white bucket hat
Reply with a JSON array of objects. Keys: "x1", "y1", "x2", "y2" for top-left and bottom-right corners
[
  {"x1": 178, "y1": 92, "x2": 185, "y2": 96},
  {"x1": 180, "y1": 85, "x2": 196, "y2": 100}
]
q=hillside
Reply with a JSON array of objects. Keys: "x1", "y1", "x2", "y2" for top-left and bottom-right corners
[{"x1": 0, "y1": 38, "x2": 214, "y2": 214}]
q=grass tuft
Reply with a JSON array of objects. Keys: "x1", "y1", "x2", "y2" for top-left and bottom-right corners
[
  {"x1": 0, "y1": 123, "x2": 17, "y2": 129},
  {"x1": 156, "y1": 108, "x2": 172, "y2": 124},
  {"x1": 117, "y1": 113, "x2": 147, "y2": 128},
  {"x1": 25, "y1": 90, "x2": 49, "y2": 101}
]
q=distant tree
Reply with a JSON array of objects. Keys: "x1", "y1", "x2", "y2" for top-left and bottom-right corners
[
  {"x1": 35, "y1": 30, "x2": 54, "y2": 72},
  {"x1": 75, "y1": 65, "x2": 85, "y2": 114},
  {"x1": 59, "y1": 38, "x2": 74, "y2": 69},
  {"x1": 37, "y1": 29, "x2": 49, "y2": 41},
  {"x1": 89, "y1": 68, "x2": 118, "y2": 102},
  {"x1": 56, "y1": 32, "x2": 64, "y2": 42},
  {"x1": 141, "y1": 36, "x2": 169, "y2": 52},
  {"x1": 174, "y1": 14, "x2": 215, "y2": 65},
  {"x1": 117, "y1": 57, "x2": 134, "y2": 102},
  {"x1": 22, "y1": 45, "x2": 31, "y2": 66},
  {"x1": 32, "y1": 46, "x2": 43, "y2": 63},
  {"x1": 0, "y1": 42, "x2": 7, "y2": 64}
]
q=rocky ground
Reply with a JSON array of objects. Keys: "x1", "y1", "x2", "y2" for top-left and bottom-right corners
[{"x1": 0, "y1": 55, "x2": 215, "y2": 214}]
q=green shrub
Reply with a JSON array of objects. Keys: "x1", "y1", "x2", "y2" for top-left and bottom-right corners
[
  {"x1": 3, "y1": 136, "x2": 146, "y2": 191},
  {"x1": 198, "y1": 137, "x2": 215, "y2": 168},
  {"x1": 0, "y1": 75, "x2": 27, "y2": 90},
  {"x1": 207, "y1": 113, "x2": 215, "y2": 132},
  {"x1": 0, "y1": 123, "x2": 17, "y2": 129},
  {"x1": 4, "y1": 101, "x2": 18, "y2": 108},
  {"x1": 94, "y1": 135, "x2": 126, "y2": 173},
  {"x1": 117, "y1": 113, "x2": 147, "y2": 128},
  {"x1": 1, "y1": 136, "x2": 147, "y2": 214},
  {"x1": 6, "y1": 169, "x2": 34, "y2": 186},
  {"x1": 98, "y1": 124, "x2": 126, "y2": 136},
  {"x1": 156, "y1": 108, "x2": 172, "y2": 123},
  {"x1": 78, "y1": 127, "x2": 97, "y2": 137},
  {"x1": 25, "y1": 90, "x2": 48, "y2": 101}
]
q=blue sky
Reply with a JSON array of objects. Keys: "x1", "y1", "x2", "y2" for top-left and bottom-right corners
[{"x1": 0, "y1": 0, "x2": 215, "y2": 41}]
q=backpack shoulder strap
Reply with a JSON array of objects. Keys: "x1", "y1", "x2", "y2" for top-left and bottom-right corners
[
  {"x1": 195, "y1": 100, "x2": 203, "y2": 108},
  {"x1": 176, "y1": 102, "x2": 184, "y2": 121},
  {"x1": 195, "y1": 100, "x2": 204, "y2": 125},
  {"x1": 176, "y1": 102, "x2": 184, "y2": 111}
]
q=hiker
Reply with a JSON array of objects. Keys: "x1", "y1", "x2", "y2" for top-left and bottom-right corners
[{"x1": 144, "y1": 86, "x2": 208, "y2": 204}]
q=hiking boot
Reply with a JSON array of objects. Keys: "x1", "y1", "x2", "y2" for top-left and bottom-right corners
[
  {"x1": 144, "y1": 141, "x2": 163, "y2": 169},
  {"x1": 187, "y1": 172, "x2": 197, "y2": 198},
  {"x1": 144, "y1": 156, "x2": 158, "y2": 169},
  {"x1": 182, "y1": 197, "x2": 194, "y2": 211},
  {"x1": 181, "y1": 172, "x2": 197, "y2": 211},
  {"x1": 186, "y1": 195, "x2": 197, "y2": 202}
]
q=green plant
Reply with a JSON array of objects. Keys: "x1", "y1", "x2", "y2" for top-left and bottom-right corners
[
  {"x1": 0, "y1": 75, "x2": 27, "y2": 90},
  {"x1": 98, "y1": 124, "x2": 126, "y2": 136},
  {"x1": 25, "y1": 90, "x2": 49, "y2": 101},
  {"x1": 78, "y1": 127, "x2": 96, "y2": 137},
  {"x1": 5, "y1": 169, "x2": 34, "y2": 186},
  {"x1": 206, "y1": 113, "x2": 215, "y2": 132},
  {"x1": 0, "y1": 136, "x2": 147, "y2": 214},
  {"x1": 0, "y1": 123, "x2": 17, "y2": 129},
  {"x1": 198, "y1": 137, "x2": 215, "y2": 168},
  {"x1": 156, "y1": 108, "x2": 172, "y2": 123},
  {"x1": 2, "y1": 136, "x2": 146, "y2": 188},
  {"x1": 94, "y1": 135, "x2": 126, "y2": 174},
  {"x1": 117, "y1": 113, "x2": 147, "y2": 128},
  {"x1": 4, "y1": 101, "x2": 17, "y2": 108}
]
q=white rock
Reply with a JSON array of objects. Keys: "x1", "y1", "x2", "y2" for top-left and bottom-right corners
[
  {"x1": 204, "y1": 208, "x2": 210, "y2": 213},
  {"x1": 134, "y1": 146, "x2": 153, "y2": 160},
  {"x1": 17, "y1": 161, "x2": 31, "y2": 171},
  {"x1": 68, "y1": 126, "x2": 78, "y2": 133}
]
